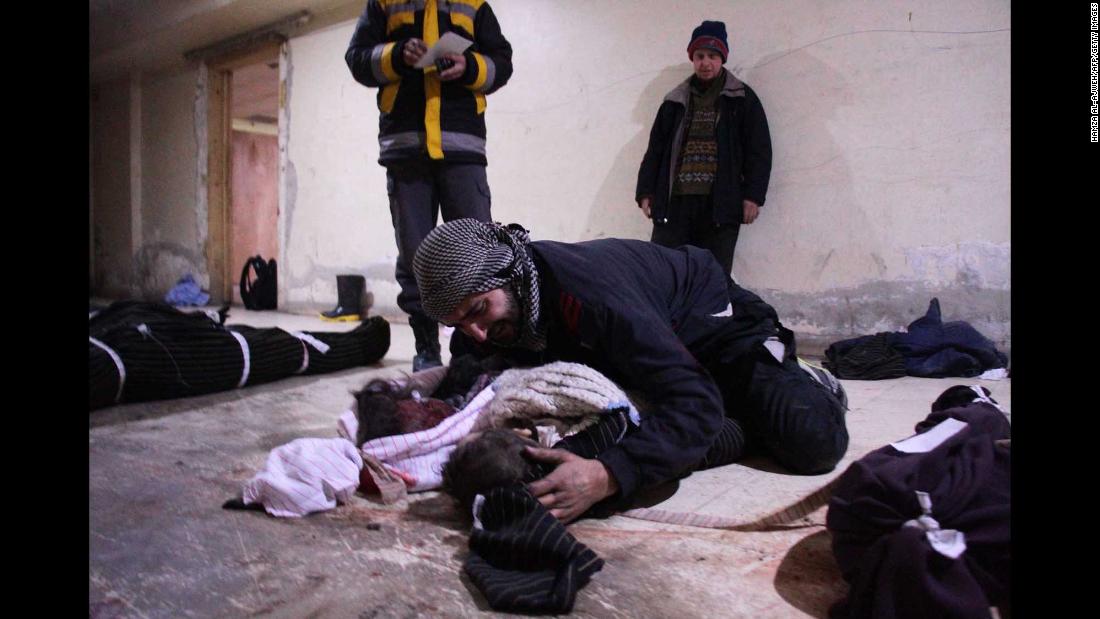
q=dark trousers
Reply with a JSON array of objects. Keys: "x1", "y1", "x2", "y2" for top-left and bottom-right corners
[
  {"x1": 650, "y1": 193, "x2": 741, "y2": 274},
  {"x1": 386, "y1": 160, "x2": 493, "y2": 319},
  {"x1": 712, "y1": 345, "x2": 849, "y2": 474},
  {"x1": 539, "y1": 348, "x2": 846, "y2": 480}
]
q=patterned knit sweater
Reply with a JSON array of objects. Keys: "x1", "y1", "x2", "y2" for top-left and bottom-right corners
[{"x1": 673, "y1": 73, "x2": 725, "y2": 195}]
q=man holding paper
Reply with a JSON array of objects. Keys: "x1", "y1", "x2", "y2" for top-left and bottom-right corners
[{"x1": 346, "y1": 0, "x2": 514, "y2": 371}]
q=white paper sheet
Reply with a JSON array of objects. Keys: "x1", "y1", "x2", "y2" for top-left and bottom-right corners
[
  {"x1": 414, "y1": 32, "x2": 473, "y2": 68},
  {"x1": 891, "y1": 417, "x2": 968, "y2": 454}
]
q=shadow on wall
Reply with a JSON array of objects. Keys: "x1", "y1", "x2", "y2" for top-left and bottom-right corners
[
  {"x1": 731, "y1": 48, "x2": 869, "y2": 287},
  {"x1": 747, "y1": 50, "x2": 1008, "y2": 351},
  {"x1": 584, "y1": 64, "x2": 686, "y2": 242}
]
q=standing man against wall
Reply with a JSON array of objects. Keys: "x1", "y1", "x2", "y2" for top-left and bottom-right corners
[
  {"x1": 346, "y1": 0, "x2": 513, "y2": 370},
  {"x1": 636, "y1": 20, "x2": 772, "y2": 275}
]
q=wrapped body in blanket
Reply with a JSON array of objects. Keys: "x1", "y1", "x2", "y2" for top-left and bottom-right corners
[
  {"x1": 438, "y1": 361, "x2": 745, "y2": 516},
  {"x1": 345, "y1": 360, "x2": 639, "y2": 494},
  {"x1": 343, "y1": 359, "x2": 745, "y2": 514}
]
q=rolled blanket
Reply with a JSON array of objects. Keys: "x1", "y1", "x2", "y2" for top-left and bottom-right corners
[{"x1": 477, "y1": 361, "x2": 641, "y2": 437}]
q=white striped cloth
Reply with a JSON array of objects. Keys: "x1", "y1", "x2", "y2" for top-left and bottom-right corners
[
  {"x1": 338, "y1": 384, "x2": 497, "y2": 492},
  {"x1": 241, "y1": 437, "x2": 364, "y2": 518}
]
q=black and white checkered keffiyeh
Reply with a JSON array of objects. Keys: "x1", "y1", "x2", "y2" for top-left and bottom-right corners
[{"x1": 413, "y1": 219, "x2": 546, "y2": 351}]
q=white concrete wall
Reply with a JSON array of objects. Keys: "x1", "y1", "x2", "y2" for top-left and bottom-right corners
[
  {"x1": 282, "y1": 0, "x2": 1010, "y2": 348},
  {"x1": 137, "y1": 69, "x2": 205, "y2": 299},
  {"x1": 91, "y1": 69, "x2": 205, "y2": 302},
  {"x1": 90, "y1": 0, "x2": 1010, "y2": 350},
  {"x1": 91, "y1": 79, "x2": 134, "y2": 298},
  {"x1": 282, "y1": 24, "x2": 400, "y2": 312}
]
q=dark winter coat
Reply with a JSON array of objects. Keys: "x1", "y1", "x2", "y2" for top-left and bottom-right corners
[
  {"x1": 524, "y1": 238, "x2": 786, "y2": 499},
  {"x1": 636, "y1": 68, "x2": 772, "y2": 225},
  {"x1": 345, "y1": 0, "x2": 513, "y2": 165}
]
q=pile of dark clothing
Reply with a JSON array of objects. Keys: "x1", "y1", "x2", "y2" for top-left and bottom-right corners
[
  {"x1": 824, "y1": 298, "x2": 1008, "y2": 380},
  {"x1": 89, "y1": 301, "x2": 390, "y2": 410},
  {"x1": 826, "y1": 386, "x2": 1010, "y2": 618}
]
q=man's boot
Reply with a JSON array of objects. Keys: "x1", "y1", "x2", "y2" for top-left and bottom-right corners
[
  {"x1": 409, "y1": 313, "x2": 442, "y2": 371},
  {"x1": 321, "y1": 275, "x2": 366, "y2": 322}
]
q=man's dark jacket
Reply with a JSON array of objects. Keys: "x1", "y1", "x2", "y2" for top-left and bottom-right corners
[
  {"x1": 524, "y1": 239, "x2": 785, "y2": 499},
  {"x1": 635, "y1": 69, "x2": 772, "y2": 225}
]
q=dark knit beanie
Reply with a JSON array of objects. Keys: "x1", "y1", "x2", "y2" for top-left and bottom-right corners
[{"x1": 687, "y1": 20, "x2": 729, "y2": 63}]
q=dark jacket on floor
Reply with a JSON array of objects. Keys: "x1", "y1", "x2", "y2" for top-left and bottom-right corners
[
  {"x1": 824, "y1": 299, "x2": 1007, "y2": 380},
  {"x1": 636, "y1": 68, "x2": 772, "y2": 225},
  {"x1": 894, "y1": 298, "x2": 1008, "y2": 378}
]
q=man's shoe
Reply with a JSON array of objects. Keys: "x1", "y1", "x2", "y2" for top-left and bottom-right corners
[
  {"x1": 413, "y1": 351, "x2": 443, "y2": 372},
  {"x1": 409, "y1": 313, "x2": 443, "y2": 372}
]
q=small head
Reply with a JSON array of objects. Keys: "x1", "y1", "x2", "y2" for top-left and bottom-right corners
[
  {"x1": 442, "y1": 429, "x2": 539, "y2": 513},
  {"x1": 353, "y1": 390, "x2": 402, "y2": 445},
  {"x1": 413, "y1": 219, "x2": 539, "y2": 349},
  {"x1": 687, "y1": 20, "x2": 728, "y2": 82}
]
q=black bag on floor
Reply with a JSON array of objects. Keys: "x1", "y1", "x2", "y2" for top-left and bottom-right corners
[{"x1": 240, "y1": 256, "x2": 277, "y2": 310}]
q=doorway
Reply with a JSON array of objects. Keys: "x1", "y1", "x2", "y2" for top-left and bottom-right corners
[
  {"x1": 204, "y1": 42, "x2": 282, "y2": 305},
  {"x1": 228, "y1": 60, "x2": 280, "y2": 305}
]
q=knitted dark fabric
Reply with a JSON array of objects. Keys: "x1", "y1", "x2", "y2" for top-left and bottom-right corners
[
  {"x1": 824, "y1": 332, "x2": 907, "y2": 380},
  {"x1": 697, "y1": 416, "x2": 747, "y2": 469},
  {"x1": 461, "y1": 412, "x2": 745, "y2": 613},
  {"x1": 826, "y1": 402, "x2": 1010, "y2": 619},
  {"x1": 295, "y1": 319, "x2": 390, "y2": 375},
  {"x1": 466, "y1": 485, "x2": 604, "y2": 614},
  {"x1": 89, "y1": 301, "x2": 390, "y2": 410},
  {"x1": 687, "y1": 20, "x2": 729, "y2": 62}
]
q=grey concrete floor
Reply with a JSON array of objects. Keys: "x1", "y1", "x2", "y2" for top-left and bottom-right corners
[{"x1": 90, "y1": 307, "x2": 1011, "y2": 618}]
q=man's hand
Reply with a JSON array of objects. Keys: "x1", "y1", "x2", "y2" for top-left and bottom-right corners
[
  {"x1": 639, "y1": 196, "x2": 653, "y2": 219},
  {"x1": 742, "y1": 199, "x2": 760, "y2": 224},
  {"x1": 525, "y1": 447, "x2": 619, "y2": 524},
  {"x1": 437, "y1": 53, "x2": 467, "y2": 81},
  {"x1": 403, "y1": 38, "x2": 428, "y2": 67}
]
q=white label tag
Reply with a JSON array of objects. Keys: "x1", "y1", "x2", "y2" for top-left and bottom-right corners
[{"x1": 891, "y1": 417, "x2": 968, "y2": 453}]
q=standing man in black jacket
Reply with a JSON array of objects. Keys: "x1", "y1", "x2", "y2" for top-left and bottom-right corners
[
  {"x1": 636, "y1": 20, "x2": 772, "y2": 275},
  {"x1": 413, "y1": 219, "x2": 848, "y2": 523},
  {"x1": 346, "y1": 0, "x2": 513, "y2": 371}
]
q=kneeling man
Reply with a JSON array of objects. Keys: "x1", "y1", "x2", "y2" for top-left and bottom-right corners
[{"x1": 413, "y1": 219, "x2": 848, "y2": 522}]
